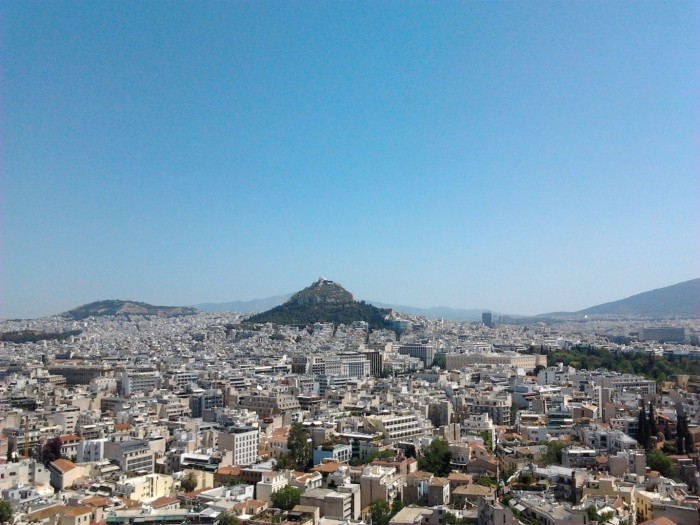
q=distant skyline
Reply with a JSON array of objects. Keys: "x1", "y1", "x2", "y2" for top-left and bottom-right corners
[{"x1": 2, "y1": 2, "x2": 699, "y2": 319}]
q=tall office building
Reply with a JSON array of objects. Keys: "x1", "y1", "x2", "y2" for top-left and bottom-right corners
[{"x1": 482, "y1": 312, "x2": 494, "y2": 328}]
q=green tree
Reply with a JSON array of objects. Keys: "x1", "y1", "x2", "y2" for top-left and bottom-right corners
[
  {"x1": 417, "y1": 438, "x2": 452, "y2": 476},
  {"x1": 271, "y1": 485, "x2": 302, "y2": 511},
  {"x1": 369, "y1": 499, "x2": 392, "y2": 525},
  {"x1": 218, "y1": 512, "x2": 241, "y2": 525},
  {"x1": 479, "y1": 431, "x2": 493, "y2": 451},
  {"x1": 431, "y1": 354, "x2": 446, "y2": 369},
  {"x1": 637, "y1": 404, "x2": 649, "y2": 449},
  {"x1": 0, "y1": 500, "x2": 13, "y2": 522},
  {"x1": 647, "y1": 449, "x2": 674, "y2": 478},
  {"x1": 180, "y1": 471, "x2": 198, "y2": 493},
  {"x1": 285, "y1": 423, "x2": 312, "y2": 471},
  {"x1": 42, "y1": 436, "x2": 63, "y2": 466},
  {"x1": 648, "y1": 403, "x2": 658, "y2": 437},
  {"x1": 476, "y1": 475, "x2": 497, "y2": 487},
  {"x1": 364, "y1": 449, "x2": 395, "y2": 464},
  {"x1": 541, "y1": 441, "x2": 568, "y2": 466},
  {"x1": 675, "y1": 413, "x2": 695, "y2": 454},
  {"x1": 391, "y1": 499, "x2": 405, "y2": 516}
]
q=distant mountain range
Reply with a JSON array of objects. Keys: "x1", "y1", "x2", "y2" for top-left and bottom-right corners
[
  {"x1": 368, "y1": 302, "x2": 489, "y2": 322},
  {"x1": 62, "y1": 300, "x2": 198, "y2": 320},
  {"x1": 194, "y1": 295, "x2": 291, "y2": 314},
  {"x1": 246, "y1": 278, "x2": 390, "y2": 328},
  {"x1": 51, "y1": 277, "x2": 699, "y2": 322},
  {"x1": 540, "y1": 278, "x2": 700, "y2": 318},
  {"x1": 195, "y1": 295, "x2": 489, "y2": 322}
]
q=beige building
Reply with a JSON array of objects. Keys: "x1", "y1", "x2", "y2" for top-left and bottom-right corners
[
  {"x1": 359, "y1": 465, "x2": 403, "y2": 509},
  {"x1": 115, "y1": 473, "x2": 175, "y2": 502},
  {"x1": 300, "y1": 488, "x2": 355, "y2": 520},
  {"x1": 48, "y1": 459, "x2": 89, "y2": 491},
  {"x1": 255, "y1": 471, "x2": 288, "y2": 502},
  {"x1": 446, "y1": 352, "x2": 546, "y2": 372}
]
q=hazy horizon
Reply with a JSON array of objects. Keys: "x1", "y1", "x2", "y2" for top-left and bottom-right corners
[{"x1": 3, "y1": 2, "x2": 698, "y2": 319}]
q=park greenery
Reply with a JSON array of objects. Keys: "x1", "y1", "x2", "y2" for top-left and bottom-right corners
[
  {"x1": 417, "y1": 438, "x2": 452, "y2": 476},
  {"x1": 524, "y1": 344, "x2": 700, "y2": 382}
]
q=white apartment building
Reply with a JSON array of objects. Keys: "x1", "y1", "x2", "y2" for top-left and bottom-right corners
[
  {"x1": 366, "y1": 413, "x2": 425, "y2": 444},
  {"x1": 121, "y1": 370, "x2": 161, "y2": 396},
  {"x1": 77, "y1": 438, "x2": 108, "y2": 463},
  {"x1": 217, "y1": 426, "x2": 259, "y2": 466}
]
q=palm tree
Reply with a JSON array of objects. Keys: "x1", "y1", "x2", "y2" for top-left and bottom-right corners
[{"x1": 180, "y1": 471, "x2": 198, "y2": 493}]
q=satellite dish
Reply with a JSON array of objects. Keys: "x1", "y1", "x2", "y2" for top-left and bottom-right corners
[{"x1": 257, "y1": 385, "x2": 263, "y2": 391}]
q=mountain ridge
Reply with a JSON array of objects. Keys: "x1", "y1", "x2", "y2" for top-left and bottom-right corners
[
  {"x1": 62, "y1": 300, "x2": 198, "y2": 320},
  {"x1": 51, "y1": 278, "x2": 700, "y2": 321},
  {"x1": 539, "y1": 278, "x2": 700, "y2": 318}
]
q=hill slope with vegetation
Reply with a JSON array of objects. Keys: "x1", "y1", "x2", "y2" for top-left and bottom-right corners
[{"x1": 247, "y1": 278, "x2": 390, "y2": 329}]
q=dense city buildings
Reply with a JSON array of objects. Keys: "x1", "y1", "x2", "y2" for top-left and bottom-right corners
[{"x1": 0, "y1": 306, "x2": 699, "y2": 525}]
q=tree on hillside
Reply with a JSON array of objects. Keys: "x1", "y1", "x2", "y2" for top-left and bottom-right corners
[
  {"x1": 271, "y1": 485, "x2": 302, "y2": 511},
  {"x1": 417, "y1": 438, "x2": 452, "y2": 476}
]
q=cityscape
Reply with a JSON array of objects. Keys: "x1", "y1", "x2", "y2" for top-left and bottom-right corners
[
  {"x1": 0, "y1": 277, "x2": 699, "y2": 525},
  {"x1": 3, "y1": 3, "x2": 699, "y2": 525}
]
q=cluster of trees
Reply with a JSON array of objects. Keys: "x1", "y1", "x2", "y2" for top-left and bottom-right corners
[
  {"x1": 647, "y1": 449, "x2": 675, "y2": 478},
  {"x1": 636, "y1": 402, "x2": 657, "y2": 450},
  {"x1": 431, "y1": 355, "x2": 446, "y2": 369},
  {"x1": 247, "y1": 302, "x2": 391, "y2": 330},
  {"x1": 636, "y1": 402, "x2": 694, "y2": 452},
  {"x1": 0, "y1": 328, "x2": 82, "y2": 343},
  {"x1": 6, "y1": 436, "x2": 65, "y2": 465},
  {"x1": 417, "y1": 439, "x2": 452, "y2": 476},
  {"x1": 540, "y1": 440, "x2": 568, "y2": 466},
  {"x1": 524, "y1": 345, "x2": 700, "y2": 382},
  {"x1": 271, "y1": 485, "x2": 302, "y2": 510}
]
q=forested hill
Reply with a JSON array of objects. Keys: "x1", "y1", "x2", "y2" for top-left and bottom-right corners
[{"x1": 246, "y1": 278, "x2": 390, "y2": 329}]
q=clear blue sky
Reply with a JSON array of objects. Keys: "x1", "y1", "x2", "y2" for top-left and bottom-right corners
[{"x1": 2, "y1": 1, "x2": 698, "y2": 319}]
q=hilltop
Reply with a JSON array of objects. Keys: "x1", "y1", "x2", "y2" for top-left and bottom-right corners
[
  {"x1": 577, "y1": 278, "x2": 700, "y2": 317},
  {"x1": 62, "y1": 300, "x2": 198, "y2": 320},
  {"x1": 246, "y1": 278, "x2": 390, "y2": 328}
]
